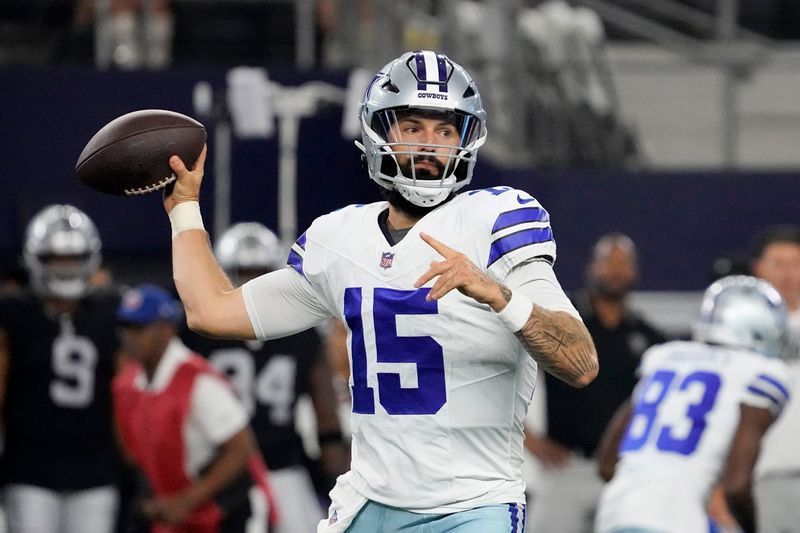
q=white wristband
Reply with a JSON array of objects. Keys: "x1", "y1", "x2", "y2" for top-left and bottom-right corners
[
  {"x1": 169, "y1": 201, "x2": 204, "y2": 238},
  {"x1": 495, "y1": 290, "x2": 533, "y2": 332}
]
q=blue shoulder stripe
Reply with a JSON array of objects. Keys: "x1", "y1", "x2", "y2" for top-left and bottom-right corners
[
  {"x1": 488, "y1": 227, "x2": 553, "y2": 267},
  {"x1": 287, "y1": 232, "x2": 307, "y2": 275},
  {"x1": 747, "y1": 385, "x2": 783, "y2": 408},
  {"x1": 492, "y1": 207, "x2": 549, "y2": 234},
  {"x1": 287, "y1": 249, "x2": 303, "y2": 276},
  {"x1": 755, "y1": 374, "x2": 790, "y2": 402},
  {"x1": 295, "y1": 231, "x2": 307, "y2": 251}
]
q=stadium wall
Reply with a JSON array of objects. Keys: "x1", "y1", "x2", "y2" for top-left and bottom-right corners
[{"x1": 0, "y1": 66, "x2": 796, "y2": 293}]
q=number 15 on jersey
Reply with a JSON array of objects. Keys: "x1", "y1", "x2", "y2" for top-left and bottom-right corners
[{"x1": 344, "y1": 287, "x2": 447, "y2": 416}]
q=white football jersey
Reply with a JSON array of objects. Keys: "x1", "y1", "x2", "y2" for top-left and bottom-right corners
[
  {"x1": 287, "y1": 186, "x2": 557, "y2": 512},
  {"x1": 596, "y1": 340, "x2": 792, "y2": 533}
]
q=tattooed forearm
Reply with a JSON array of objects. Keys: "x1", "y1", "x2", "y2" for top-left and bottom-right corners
[
  {"x1": 515, "y1": 304, "x2": 598, "y2": 387},
  {"x1": 499, "y1": 284, "x2": 512, "y2": 304}
]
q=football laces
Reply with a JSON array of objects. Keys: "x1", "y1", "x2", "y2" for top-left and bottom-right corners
[{"x1": 123, "y1": 173, "x2": 177, "y2": 196}]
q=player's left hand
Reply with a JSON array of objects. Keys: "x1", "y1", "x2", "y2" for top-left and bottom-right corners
[{"x1": 415, "y1": 232, "x2": 506, "y2": 310}]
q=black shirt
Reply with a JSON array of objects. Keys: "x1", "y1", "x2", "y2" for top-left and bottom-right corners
[
  {"x1": 0, "y1": 289, "x2": 122, "y2": 490},
  {"x1": 181, "y1": 326, "x2": 322, "y2": 471},
  {"x1": 545, "y1": 290, "x2": 667, "y2": 458}
]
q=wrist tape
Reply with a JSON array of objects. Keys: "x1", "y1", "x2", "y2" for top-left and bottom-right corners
[
  {"x1": 495, "y1": 290, "x2": 533, "y2": 332},
  {"x1": 169, "y1": 201, "x2": 204, "y2": 238}
]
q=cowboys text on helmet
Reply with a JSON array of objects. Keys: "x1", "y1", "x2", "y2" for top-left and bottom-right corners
[{"x1": 359, "y1": 50, "x2": 487, "y2": 208}]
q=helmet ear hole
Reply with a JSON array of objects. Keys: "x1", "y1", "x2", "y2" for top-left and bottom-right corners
[{"x1": 382, "y1": 80, "x2": 400, "y2": 93}]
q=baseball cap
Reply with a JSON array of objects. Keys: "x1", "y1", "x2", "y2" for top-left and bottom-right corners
[{"x1": 117, "y1": 284, "x2": 182, "y2": 325}]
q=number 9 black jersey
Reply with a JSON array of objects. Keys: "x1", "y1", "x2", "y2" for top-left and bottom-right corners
[{"x1": 0, "y1": 290, "x2": 122, "y2": 490}]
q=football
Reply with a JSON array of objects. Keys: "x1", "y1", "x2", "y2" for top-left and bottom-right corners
[{"x1": 75, "y1": 109, "x2": 206, "y2": 196}]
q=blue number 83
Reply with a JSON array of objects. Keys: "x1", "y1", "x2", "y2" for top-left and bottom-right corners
[
  {"x1": 621, "y1": 369, "x2": 721, "y2": 455},
  {"x1": 344, "y1": 287, "x2": 447, "y2": 415}
]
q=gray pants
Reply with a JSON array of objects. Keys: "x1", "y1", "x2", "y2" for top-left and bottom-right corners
[
  {"x1": 527, "y1": 456, "x2": 604, "y2": 533},
  {"x1": 755, "y1": 473, "x2": 800, "y2": 533}
]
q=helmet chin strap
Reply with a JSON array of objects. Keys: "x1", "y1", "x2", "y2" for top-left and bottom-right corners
[{"x1": 396, "y1": 183, "x2": 453, "y2": 207}]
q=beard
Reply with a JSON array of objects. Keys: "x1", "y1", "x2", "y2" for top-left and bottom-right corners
[
  {"x1": 589, "y1": 278, "x2": 632, "y2": 301},
  {"x1": 375, "y1": 154, "x2": 453, "y2": 218},
  {"x1": 379, "y1": 187, "x2": 454, "y2": 219},
  {"x1": 399, "y1": 153, "x2": 447, "y2": 181}
]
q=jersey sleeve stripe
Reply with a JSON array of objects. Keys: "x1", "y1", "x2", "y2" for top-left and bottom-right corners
[
  {"x1": 287, "y1": 232, "x2": 307, "y2": 276},
  {"x1": 747, "y1": 385, "x2": 785, "y2": 410},
  {"x1": 755, "y1": 374, "x2": 790, "y2": 401},
  {"x1": 487, "y1": 227, "x2": 554, "y2": 267},
  {"x1": 295, "y1": 231, "x2": 307, "y2": 251},
  {"x1": 287, "y1": 249, "x2": 304, "y2": 276},
  {"x1": 491, "y1": 207, "x2": 549, "y2": 234}
]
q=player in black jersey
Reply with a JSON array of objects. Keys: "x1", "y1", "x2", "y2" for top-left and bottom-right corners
[
  {"x1": 0, "y1": 204, "x2": 122, "y2": 533},
  {"x1": 181, "y1": 222, "x2": 348, "y2": 533}
]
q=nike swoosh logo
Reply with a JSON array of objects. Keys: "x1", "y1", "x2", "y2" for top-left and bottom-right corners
[{"x1": 517, "y1": 195, "x2": 536, "y2": 204}]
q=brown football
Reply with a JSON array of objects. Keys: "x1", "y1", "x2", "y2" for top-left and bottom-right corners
[{"x1": 75, "y1": 109, "x2": 206, "y2": 196}]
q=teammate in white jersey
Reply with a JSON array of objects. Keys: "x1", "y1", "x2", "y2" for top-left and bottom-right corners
[
  {"x1": 162, "y1": 50, "x2": 598, "y2": 532},
  {"x1": 595, "y1": 276, "x2": 793, "y2": 533}
]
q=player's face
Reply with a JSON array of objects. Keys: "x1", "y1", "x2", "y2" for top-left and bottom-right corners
[
  {"x1": 588, "y1": 244, "x2": 638, "y2": 299},
  {"x1": 42, "y1": 255, "x2": 88, "y2": 280},
  {"x1": 387, "y1": 116, "x2": 460, "y2": 180},
  {"x1": 38, "y1": 254, "x2": 92, "y2": 301},
  {"x1": 118, "y1": 322, "x2": 174, "y2": 368},
  {"x1": 753, "y1": 242, "x2": 800, "y2": 308}
]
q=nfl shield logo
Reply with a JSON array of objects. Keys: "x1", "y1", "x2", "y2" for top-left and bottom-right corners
[{"x1": 380, "y1": 251, "x2": 395, "y2": 269}]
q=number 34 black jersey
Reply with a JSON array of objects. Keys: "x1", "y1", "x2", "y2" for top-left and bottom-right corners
[{"x1": 181, "y1": 326, "x2": 323, "y2": 471}]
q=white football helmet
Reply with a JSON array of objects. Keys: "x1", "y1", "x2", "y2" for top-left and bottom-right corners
[
  {"x1": 23, "y1": 204, "x2": 102, "y2": 300},
  {"x1": 214, "y1": 222, "x2": 284, "y2": 286},
  {"x1": 359, "y1": 50, "x2": 487, "y2": 207},
  {"x1": 693, "y1": 275, "x2": 788, "y2": 359}
]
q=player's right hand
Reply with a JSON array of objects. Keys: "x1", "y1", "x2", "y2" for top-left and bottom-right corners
[
  {"x1": 415, "y1": 232, "x2": 506, "y2": 311},
  {"x1": 164, "y1": 144, "x2": 207, "y2": 214}
]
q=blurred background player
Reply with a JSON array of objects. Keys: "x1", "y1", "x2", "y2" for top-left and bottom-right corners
[
  {"x1": 181, "y1": 222, "x2": 349, "y2": 533},
  {"x1": 526, "y1": 232, "x2": 666, "y2": 533},
  {"x1": 594, "y1": 275, "x2": 792, "y2": 533},
  {"x1": 0, "y1": 204, "x2": 122, "y2": 533},
  {"x1": 750, "y1": 224, "x2": 800, "y2": 533},
  {"x1": 113, "y1": 283, "x2": 275, "y2": 533}
]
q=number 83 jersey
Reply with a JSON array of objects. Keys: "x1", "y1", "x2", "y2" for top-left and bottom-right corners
[
  {"x1": 597, "y1": 340, "x2": 792, "y2": 533},
  {"x1": 286, "y1": 187, "x2": 556, "y2": 513}
]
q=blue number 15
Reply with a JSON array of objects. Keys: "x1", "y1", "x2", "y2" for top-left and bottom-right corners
[{"x1": 344, "y1": 287, "x2": 446, "y2": 415}]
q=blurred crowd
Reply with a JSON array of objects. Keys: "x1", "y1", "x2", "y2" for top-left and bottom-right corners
[
  {"x1": 2, "y1": 0, "x2": 800, "y2": 70},
  {"x1": 6, "y1": 0, "x2": 800, "y2": 171}
]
